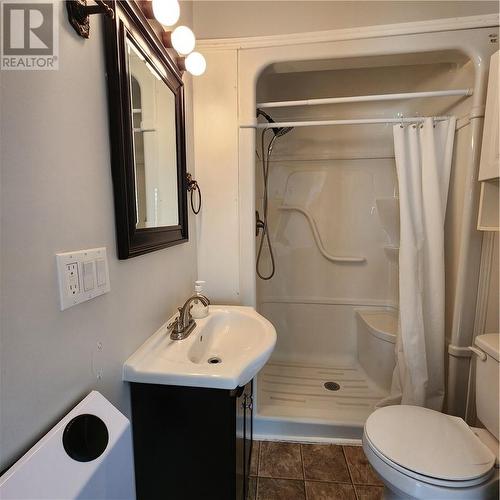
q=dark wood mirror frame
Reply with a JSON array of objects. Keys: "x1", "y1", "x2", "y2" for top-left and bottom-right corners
[{"x1": 103, "y1": 1, "x2": 188, "y2": 259}]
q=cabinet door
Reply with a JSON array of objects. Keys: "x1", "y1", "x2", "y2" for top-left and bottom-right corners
[
  {"x1": 241, "y1": 380, "x2": 253, "y2": 499},
  {"x1": 479, "y1": 51, "x2": 499, "y2": 181},
  {"x1": 244, "y1": 380, "x2": 253, "y2": 479},
  {"x1": 235, "y1": 381, "x2": 253, "y2": 500},
  {"x1": 477, "y1": 51, "x2": 500, "y2": 231},
  {"x1": 235, "y1": 386, "x2": 246, "y2": 500}
]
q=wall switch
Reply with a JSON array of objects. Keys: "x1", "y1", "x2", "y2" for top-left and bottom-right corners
[
  {"x1": 95, "y1": 259, "x2": 107, "y2": 287},
  {"x1": 82, "y1": 261, "x2": 95, "y2": 292},
  {"x1": 56, "y1": 247, "x2": 110, "y2": 311}
]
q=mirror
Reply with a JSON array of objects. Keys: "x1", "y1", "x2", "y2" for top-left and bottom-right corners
[
  {"x1": 104, "y1": 2, "x2": 188, "y2": 259},
  {"x1": 127, "y1": 39, "x2": 179, "y2": 229}
]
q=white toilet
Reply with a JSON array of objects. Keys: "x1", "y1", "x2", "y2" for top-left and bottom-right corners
[{"x1": 363, "y1": 333, "x2": 499, "y2": 499}]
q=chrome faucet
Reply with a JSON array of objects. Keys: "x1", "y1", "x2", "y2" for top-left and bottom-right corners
[{"x1": 167, "y1": 294, "x2": 210, "y2": 340}]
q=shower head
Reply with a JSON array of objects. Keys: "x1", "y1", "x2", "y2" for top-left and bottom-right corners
[
  {"x1": 257, "y1": 108, "x2": 294, "y2": 137},
  {"x1": 274, "y1": 125, "x2": 294, "y2": 137}
]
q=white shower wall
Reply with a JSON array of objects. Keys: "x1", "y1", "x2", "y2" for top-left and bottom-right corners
[{"x1": 258, "y1": 159, "x2": 397, "y2": 365}]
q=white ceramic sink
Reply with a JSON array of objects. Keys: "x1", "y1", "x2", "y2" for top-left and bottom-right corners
[{"x1": 123, "y1": 306, "x2": 276, "y2": 389}]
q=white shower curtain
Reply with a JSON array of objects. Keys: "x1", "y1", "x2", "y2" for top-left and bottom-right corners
[{"x1": 382, "y1": 117, "x2": 456, "y2": 411}]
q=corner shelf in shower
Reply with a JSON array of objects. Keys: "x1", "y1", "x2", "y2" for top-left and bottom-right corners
[{"x1": 278, "y1": 205, "x2": 366, "y2": 263}]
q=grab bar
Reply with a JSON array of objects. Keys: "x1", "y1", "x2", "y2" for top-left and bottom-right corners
[{"x1": 278, "y1": 205, "x2": 366, "y2": 263}]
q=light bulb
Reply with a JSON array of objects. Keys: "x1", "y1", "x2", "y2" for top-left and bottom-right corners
[
  {"x1": 185, "y1": 51, "x2": 206, "y2": 76},
  {"x1": 171, "y1": 26, "x2": 196, "y2": 55},
  {"x1": 152, "y1": 0, "x2": 180, "y2": 27}
]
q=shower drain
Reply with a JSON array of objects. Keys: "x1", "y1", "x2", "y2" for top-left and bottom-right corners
[{"x1": 324, "y1": 382, "x2": 340, "y2": 391}]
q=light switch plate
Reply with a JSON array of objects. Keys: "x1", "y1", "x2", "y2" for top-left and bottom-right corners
[{"x1": 56, "y1": 247, "x2": 110, "y2": 311}]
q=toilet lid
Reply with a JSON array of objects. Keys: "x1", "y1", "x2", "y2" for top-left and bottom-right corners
[{"x1": 365, "y1": 405, "x2": 495, "y2": 481}]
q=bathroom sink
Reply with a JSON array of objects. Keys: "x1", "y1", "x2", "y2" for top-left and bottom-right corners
[{"x1": 123, "y1": 306, "x2": 276, "y2": 389}]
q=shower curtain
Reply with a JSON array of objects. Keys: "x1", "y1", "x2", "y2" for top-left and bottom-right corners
[{"x1": 383, "y1": 117, "x2": 456, "y2": 411}]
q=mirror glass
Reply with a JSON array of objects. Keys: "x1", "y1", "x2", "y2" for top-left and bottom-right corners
[{"x1": 127, "y1": 38, "x2": 179, "y2": 229}]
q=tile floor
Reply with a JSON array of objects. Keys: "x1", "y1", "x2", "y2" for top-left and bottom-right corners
[{"x1": 248, "y1": 441, "x2": 384, "y2": 500}]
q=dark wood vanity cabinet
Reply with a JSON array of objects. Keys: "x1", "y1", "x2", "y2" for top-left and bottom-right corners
[{"x1": 130, "y1": 380, "x2": 254, "y2": 500}]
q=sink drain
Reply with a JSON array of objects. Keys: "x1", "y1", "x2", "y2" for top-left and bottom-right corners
[
  {"x1": 208, "y1": 357, "x2": 222, "y2": 364},
  {"x1": 324, "y1": 381, "x2": 340, "y2": 391}
]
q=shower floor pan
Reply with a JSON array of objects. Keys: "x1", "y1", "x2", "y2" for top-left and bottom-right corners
[{"x1": 254, "y1": 360, "x2": 387, "y2": 443}]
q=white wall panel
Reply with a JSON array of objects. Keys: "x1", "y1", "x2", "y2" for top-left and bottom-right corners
[{"x1": 193, "y1": 50, "x2": 240, "y2": 303}]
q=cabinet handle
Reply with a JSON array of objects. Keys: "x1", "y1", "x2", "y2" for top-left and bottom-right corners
[{"x1": 243, "y1": 395, "x2": 253, "y2": 410}]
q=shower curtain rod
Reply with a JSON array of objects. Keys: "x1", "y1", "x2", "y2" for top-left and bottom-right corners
[
  {"x1": 242, "y1": 116, "x2": 451, "y2": 129},
  {"x1": 256, "y1": 89, "x2": 473, "y2": 109}
]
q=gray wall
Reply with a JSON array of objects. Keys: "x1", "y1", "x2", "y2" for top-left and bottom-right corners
[
  {"x1": 193, "y1": 1, "x2": 499, "y2": 39},
  {"x1": 0, "y1": 3, "x2": 197, "y2": 470}
]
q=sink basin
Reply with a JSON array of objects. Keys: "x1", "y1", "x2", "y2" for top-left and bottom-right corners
[{"x1": 123, "y1": 305, "x2": 276, "y2": 389}]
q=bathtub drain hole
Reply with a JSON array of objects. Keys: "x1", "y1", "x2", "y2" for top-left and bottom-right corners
[
  {"x1": 208, "y1": 357, "x2": 222, "y2": 364},
  {"x1": 324, "y1": 382, "x2": 340, "y2": 391}
]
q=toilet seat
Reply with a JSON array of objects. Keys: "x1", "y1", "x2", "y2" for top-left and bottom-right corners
[
  {"x1": 364, "y1": 405, "x2": 496, "y2": 487},
  {"x1": 364, "y1": 432, "x2": 494, "y2": 489}
]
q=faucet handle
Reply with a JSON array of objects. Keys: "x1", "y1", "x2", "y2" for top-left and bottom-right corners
[
  {"x1": 167, "y1": 318, "x2": 178, "y2": 331},
  {"x1": 166, "y1": 308, "x2": 183, "y2": 330}
]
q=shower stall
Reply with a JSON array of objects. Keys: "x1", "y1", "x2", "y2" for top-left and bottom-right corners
[
  {"x1": 193, "y1": 18, "x2": 499, "y2": 442},
  {"x1": 251, "y1": 50, "x2": 482, "y2": 440}
]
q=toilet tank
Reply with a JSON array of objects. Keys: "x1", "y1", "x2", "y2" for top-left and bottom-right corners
[{"x1": 474, "y1": 333, "x2": 500, "y2": 440}]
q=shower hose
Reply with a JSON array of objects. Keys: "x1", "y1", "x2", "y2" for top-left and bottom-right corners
[{"x1": 256, "y1": 129, "x2": 278, "y2": 280}]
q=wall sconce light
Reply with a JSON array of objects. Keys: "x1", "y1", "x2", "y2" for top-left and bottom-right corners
[
  {"x1": 140, "y1": 0, "x2": 180, "y2": 27},
  {"x1": 178, "y1": 52, "x2": 206, "y2": 76},
  {"x1": 138, "y1": 0, "x2": 207, "y2": 76},
  {"x1": 152, "y1": 0, "x2": 180, "y2": 27},
  {"x1": 162, "y1": 26, "x2": 195, "y2": 55},
  {"x1": 66, "y1": 0, "x2": 114, "y2": 39}
]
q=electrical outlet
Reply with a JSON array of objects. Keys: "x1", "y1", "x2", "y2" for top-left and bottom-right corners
[
  {"x1": 56, "y1": 248, "x2": 110, "y2": 311},
  {"x1": 65, "y1": 263, "x2": 80, "y2": 296}
]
